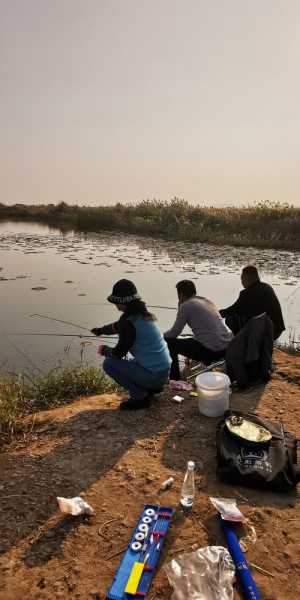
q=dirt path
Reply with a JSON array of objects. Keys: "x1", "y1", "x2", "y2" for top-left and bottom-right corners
[{"x1": 0, "y1": 349, "x2": 300, "y2": 599}]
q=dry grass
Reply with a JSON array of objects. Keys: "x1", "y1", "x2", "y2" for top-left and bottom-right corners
[{"x1": 0, "y1": 366, "x2": 116, "y2": 443}]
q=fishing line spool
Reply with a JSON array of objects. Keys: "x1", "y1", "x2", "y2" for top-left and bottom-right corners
[
  {"x1": 142, "y1": 516, "x2": 152, "y2": 525},
  {"x1": 138, "y1": 524, "x2": 149, "y2": 534},
  {"x1": 131, "y1": 541, "x2": 142, "y2": 552}
]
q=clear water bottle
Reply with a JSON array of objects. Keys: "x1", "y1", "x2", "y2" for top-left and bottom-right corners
[{"x1": 180, "y1": 461, "x2": 195, "y2": 508}]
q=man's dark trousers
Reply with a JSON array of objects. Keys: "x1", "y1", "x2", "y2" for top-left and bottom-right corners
[{"x1": 166, "y1": 337, "x2": 226, "y2": 380}]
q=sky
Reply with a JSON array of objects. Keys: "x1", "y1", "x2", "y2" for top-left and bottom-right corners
[{"x1": 1, "y1": 0, "x2": 300, "y2": 207}]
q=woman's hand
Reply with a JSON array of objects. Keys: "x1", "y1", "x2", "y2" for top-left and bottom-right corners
[
  {"x1": 91, "y1": 327, "x2": 103, "y2": 336},
  {"x1": 97, "y1": 344, "x2": 112, "y2": 357}
]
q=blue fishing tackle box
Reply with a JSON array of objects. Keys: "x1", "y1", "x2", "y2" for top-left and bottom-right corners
[{"x1": 106, "y1": 503, "x2": 173, "y2": 599}]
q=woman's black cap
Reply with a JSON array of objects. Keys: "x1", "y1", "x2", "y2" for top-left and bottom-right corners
[{"x1": 107, "y1": 279, "x2": 141, "y2": 304}]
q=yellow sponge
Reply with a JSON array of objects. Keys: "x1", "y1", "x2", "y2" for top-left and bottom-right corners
[{"x1": 125, "y1": 561, "x2": 144, "y2": 594}]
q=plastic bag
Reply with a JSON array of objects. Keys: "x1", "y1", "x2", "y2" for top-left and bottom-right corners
[
  {"x1": 57, "y1": 496, "x2": 95, "y2": 516},
  {"x1": 165, "y1": 546, "x2": 235, "y2": 600},
  {"x1": 169, "y1": 380, "x2": 193, "y2": 391},
  {"x1": 210, "y1": 497, "x2": 245, "y2": 522}
]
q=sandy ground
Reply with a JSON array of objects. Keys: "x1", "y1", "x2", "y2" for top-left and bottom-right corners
[{"x1": 0, "y1": 349, "x2": 300, "y2": 600}]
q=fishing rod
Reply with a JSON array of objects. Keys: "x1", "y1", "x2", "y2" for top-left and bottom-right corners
[
  {"x1": 82, "y1": 302, "x2": 177, "y2": 310},
  {"x1": 30, "y1": 312, "x2": 117, "y2": 336},
  {"x1": 148, "y1": 304, "x2": 177, "y2": 311},
  {"x1": 9, "y1": 332, "x2": 114, "y2": 340},
  {"x1": 30, "y1": 313, "x2": 92, "y2": 332}
]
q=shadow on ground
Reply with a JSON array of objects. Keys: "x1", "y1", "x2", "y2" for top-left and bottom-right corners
[
  {"x1": 0, "y1": 372, "x2": 298, "y2": 572},
  {"x1": 0, "y1": 396, "x2": 176, "y2": 560}
]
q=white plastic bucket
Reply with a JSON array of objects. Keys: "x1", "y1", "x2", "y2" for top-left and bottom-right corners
[{"x1": 195, "y1": 372, "x2": 231, "y2": 417}]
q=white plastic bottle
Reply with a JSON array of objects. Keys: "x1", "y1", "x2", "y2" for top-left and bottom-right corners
[
  {"x1": 180, "y1": 461, "x2": 195, "y2": 508},
  {"x1": 160, "y1": 477, "x2": 174, "y2": 491}
]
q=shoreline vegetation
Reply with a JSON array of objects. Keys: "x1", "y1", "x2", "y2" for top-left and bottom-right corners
[
  {"x1": 0, "y1": 199, "x2": 300, "y2": 251},
  {"x1": 0, "y1": 365, "x2": 117, "y2": 443},
  {"x1": 1, "y1": 343, "x2": 299, "y2": 444}
]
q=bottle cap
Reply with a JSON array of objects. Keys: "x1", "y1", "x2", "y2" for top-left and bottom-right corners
[{"x1": 188, "y1": 461, "x2": 195, "y2": 469}]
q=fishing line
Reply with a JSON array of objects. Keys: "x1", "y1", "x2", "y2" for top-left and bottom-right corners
[{"x1": 1, "y1": 329, "x2": 42, "y2": 373}]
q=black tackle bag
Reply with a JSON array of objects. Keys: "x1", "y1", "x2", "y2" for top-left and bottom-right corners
[{"x1": 216, "y1": 411, "x2": 300, "y2": 492}]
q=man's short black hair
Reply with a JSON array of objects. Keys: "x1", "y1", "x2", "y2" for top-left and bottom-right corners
[
  {"x1": 242, "y1": 265, "x2": 259, "y2": 280},
  {"x1": 176, "y1": 280, "x2": 197, "y2": 298}
]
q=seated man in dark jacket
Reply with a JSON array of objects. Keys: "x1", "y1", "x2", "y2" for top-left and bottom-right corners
[{"x1": 220, "y1": 265, "x2": 285, "y2": 340}]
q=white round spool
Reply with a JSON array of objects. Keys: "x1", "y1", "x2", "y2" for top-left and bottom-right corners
[
  {"x1": 131, "y1": 541, "x2": 142, "y2": 552},
  {"x1": 138, "y1": 523, "x2": 149, "y2": 534},
  {"x1": 145, "y1": 508, "x2": 156, "y2": 517}
]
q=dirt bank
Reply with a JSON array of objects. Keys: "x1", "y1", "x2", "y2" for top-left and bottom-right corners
[{"x1": 0, "y1": 349, "x2": 300, "y2": 599}]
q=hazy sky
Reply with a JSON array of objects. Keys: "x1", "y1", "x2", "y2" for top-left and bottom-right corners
[{"x1": 1, "y1": 0, "x2": 300, "y2": 207}]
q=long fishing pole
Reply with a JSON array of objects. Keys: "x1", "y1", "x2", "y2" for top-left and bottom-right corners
[
  {"x1": 30, "y1": 313, "x2": 92, "y2": 332},
  {"x1": 30, "y1": 313, "x2": 115, "y2": 339},
  {"x1": 79, "y1": 304, "x2": 195, "y2": 337},
  {"x1": 82, "y1": 303, "x2": 177, "y2": 310},
  {"x1": 9, "y1": 332, "x2": 114, "y2": 340},
  {"x1": 148, "y1": 304, "x2": 177, "y2": 310}
]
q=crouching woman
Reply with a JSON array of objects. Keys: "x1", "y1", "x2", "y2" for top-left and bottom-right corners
[{"x1": 91, "y1": 279, "x2": 171, "y2": 410}]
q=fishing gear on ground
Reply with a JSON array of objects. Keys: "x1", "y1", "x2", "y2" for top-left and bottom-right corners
[{"x1": 106, "y1": 504, "x2": 173, "y2": 599}]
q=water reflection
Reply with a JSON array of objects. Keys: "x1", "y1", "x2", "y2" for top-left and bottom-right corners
[{"x1": 0, "y1": 220, "x2": 299, "y2": 372}]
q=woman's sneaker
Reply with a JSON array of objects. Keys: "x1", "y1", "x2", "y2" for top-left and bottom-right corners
[{"x1": 119, "y1": 395, "x2": 152, "y2": 410}]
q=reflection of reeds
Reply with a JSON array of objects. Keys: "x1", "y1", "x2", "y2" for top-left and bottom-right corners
[
  {"x1": 0, "y1": 365, "x2": 117, "y2": 443},
  {"x1": 0, "y1": 199, "x2": 299, "y2": 250}
]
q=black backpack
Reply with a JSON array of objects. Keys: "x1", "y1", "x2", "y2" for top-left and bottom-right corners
[{"x1": 216, "y1": 411, "x2": 300, "y2": 492}]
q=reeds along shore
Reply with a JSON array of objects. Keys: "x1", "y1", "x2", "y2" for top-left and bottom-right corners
[
  {"x1": 0, "y1": 343, "x2": 298, "y2": 442},
  {"x1": 0, "y1": 366, "x2": 117, "y2": 441},
  {"x1": 0, "y1": 199, "x2": 299, "y2": 251}
]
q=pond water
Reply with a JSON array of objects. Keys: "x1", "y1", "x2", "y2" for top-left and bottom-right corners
[{"x1": 0, "y1": 220, "x2": 299, "y2": 373}]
